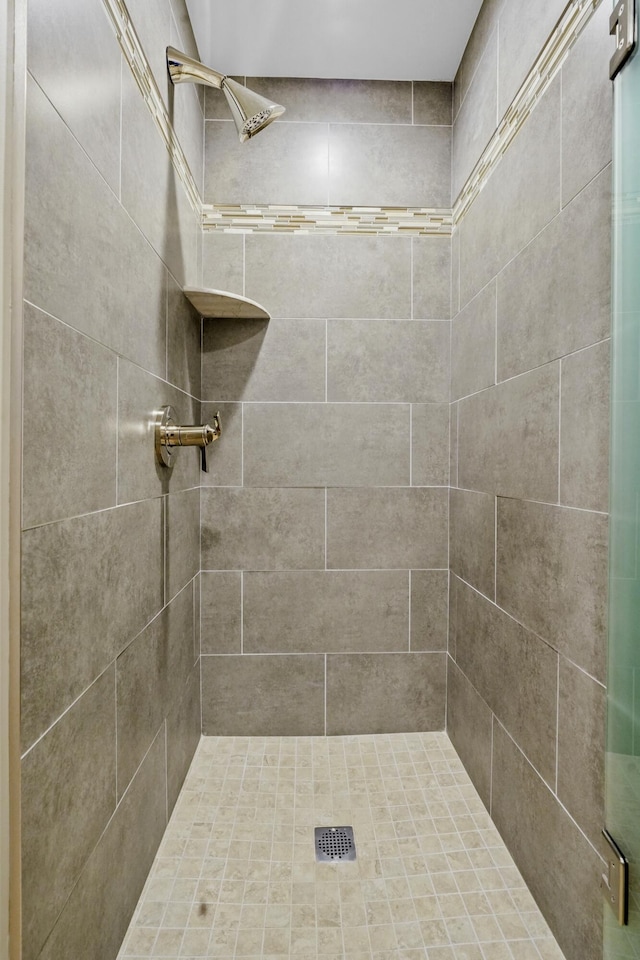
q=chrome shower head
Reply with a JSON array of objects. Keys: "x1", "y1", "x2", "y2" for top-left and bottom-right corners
[{"x1": 166, "y1": 47, "x2": 285, "y2": 143}]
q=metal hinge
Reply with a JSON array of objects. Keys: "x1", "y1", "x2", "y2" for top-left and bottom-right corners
[
  {"x1": 610, "y1": 0, "x2": 636, "y2": 80},
  {"x1": 601, "y1": 829, "x2": 629, "y2": 925}
]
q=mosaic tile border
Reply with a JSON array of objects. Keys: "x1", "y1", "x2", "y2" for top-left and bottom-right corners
[{"x1": 103, "y1": 0, "x2": 601, "y2": 236}]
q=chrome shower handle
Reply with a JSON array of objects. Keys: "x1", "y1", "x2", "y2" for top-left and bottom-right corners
[{"x1": 155, "y1": 406, "x2": 221, "y2": 471}]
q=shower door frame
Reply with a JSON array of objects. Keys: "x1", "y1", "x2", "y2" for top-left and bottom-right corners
[{"x1": 0, "y1": 0, "x2": 25, "y2": 957}]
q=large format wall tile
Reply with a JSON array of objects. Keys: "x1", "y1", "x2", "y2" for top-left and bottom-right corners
[
  {"x1": 458, "y1": 78, "x2": 561, "y2": 306},
  {"x1": 451, "y1": 281, "x2": 496, "y2": 401},
  {"x1": 21, "y1": 667, "x2": 116, "y2": 960},
  {"x1": 206, "y1": 121, "x2": 329, "y2": 205},
  {"x1": 202, "y1": 655, "x2": 325, "y2": 735},
  {"x1": 452, "y1": 28, "x2": 497, "y2": 200},
  {"x1": 202, "y1": 318, "x2": 326, "y2": 402},
  {"x1": 37, "y1": 731, "x2": 167, "y2": 960},
  {"x1": 246, "y1": 77, "x2": 413, "y2": 124},
  {"x1": 327, "y1": 488, "x2": 448, "y2": 570},
  {"x1": 450, "y1": 488, "x2": 495, "y2": 598},
  {"x1": 326, "y1": 653, "x2": 446, "y2": 734},
  {"x1": 167, "y1": 275, "x2": 201, "y2": 399},
  {"x1": 496, "y1": 498, "x2": 608, "y2": 682},
  {"x1": 557, "y1": 660, "x2": 605, "y2": 848},
  {"x1": 27, "y1": 0, "x2": 122, "y2": 194},
  {"x1": 200, "y1": 402, "x2": 242, "y2": 487},
  {"x1": 327, "y1": 320, "x2": 449, "y2": 402},
  {"x1": 200, "y1": 571, "x2": 242, "y2": 654},
  {"x1": 243, "y1": 571, "x2": 409, "y2": 654},
  {"x1": 454, "y1": 580, "x2": 558, "y2": 786},
  {"x1": 201, "y1": 488, "x2": 325, "y2": 570},
  {"x1": 329, "y1": 124, "x2": 451, "y2": 207},
  {"x1": 116, "y1": 584, "x2": 194, "y2": 797},
  {"x1": 413, "y1": 82, "x2": 452, "y2": 125},
  {"x1": 497, "y1": 168, "x2": 611, "y2": 381},
  {"x1": 165, "y1": 487, "x2": 200, "y2": 602},
  {"x1": 245, "y1": 235, "x2": 411, "y2": 319},
  {"x1": 21, "y1": 499, "x2": 163, "y2": 750},
  {"x1": 201, "y1": 232, "x2": 244, "y2": 295},
  {"x1": 166, "y1": 663, "x2": 201, "y2": 810},
  {"x1": 491, "y1": 723, "x2": 604, "y2": 960},
  {"x1": 560, "y1": 340, "x2": 610, "y2": 513},
  {"x1": 411, "y1": 404, "x2": 450, "y2": 486},
  {"x1": 412, "y1": 238, "x2": 452, "y2": 320},
  {"x1": 410, "y1": 571, "x2": 448, "y2": 651},
  {"x1": 458, "y1": 363, "x2": 560, "y2": 502},
  {"x1": 497, "y1": 0, "x2": 567, "y2": 116},
  {"x1": 446, "y1": 660, "x2": 492, "y2": 810},
  {"x1": 243, "y1": 403, "x2": 410, "y2": 487},
  {"x1": 24, "y1": 76, "x2": 167, "y2": 377},
  {"x1": 22, "y1": 303, "x2": 117, "y2": 528},
  {"x1": 454, "y1": 0, "x2": 506, "y2": 117}
]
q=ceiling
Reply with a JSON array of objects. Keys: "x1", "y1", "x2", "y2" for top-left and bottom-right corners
[{"x1": 184, "y1": 0, "x2": 484, "y2": 82}]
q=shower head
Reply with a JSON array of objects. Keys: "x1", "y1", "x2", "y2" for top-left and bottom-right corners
[{"x1": 166, "y1": 47, "x2": 285, "y2": 143}]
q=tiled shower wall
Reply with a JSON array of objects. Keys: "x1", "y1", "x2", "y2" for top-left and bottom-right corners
[
  {"x1": 199, "y1": 80, "x2": 453, "y2": 736},
  {"x1": 20, "y1": 0, "x2": 204, "y2": 957},
  {"x1": 448, "y1": 3, "x2": 612, "y2": 960}
]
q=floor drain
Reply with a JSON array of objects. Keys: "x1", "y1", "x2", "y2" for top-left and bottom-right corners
[{"x1": 314, "y1": 826, "x2": 357, "y2": 862}]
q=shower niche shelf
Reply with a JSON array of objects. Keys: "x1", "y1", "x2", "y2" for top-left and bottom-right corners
[{"x1": 183, "y1": 287, "x2": 270, "y2": 320}]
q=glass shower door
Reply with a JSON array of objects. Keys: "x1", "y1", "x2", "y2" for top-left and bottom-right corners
[{"x1": 606, "y1": 24, "x2": 640, "y2": 960}]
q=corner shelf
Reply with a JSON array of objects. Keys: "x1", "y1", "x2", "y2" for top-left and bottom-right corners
[{"x1": 183, "y1": 287, "x2": 270, "y2": 320}]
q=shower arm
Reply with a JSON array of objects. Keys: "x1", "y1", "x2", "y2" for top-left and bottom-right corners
[{"x1": 167, "y1": 47, "x2": 226, "y2": 89}]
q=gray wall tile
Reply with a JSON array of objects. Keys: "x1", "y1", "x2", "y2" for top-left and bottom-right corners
[
  {"x1": 496, "y1": 167, "x2": 611, "y2": 381},
  {"x1": 245, "y1": 234, "x2": 411, "y2": 320},
  {"x1": 24, "y1": 76, "x2": 167, "y2": 377},
  {"x1": 21, "y1": 499, "x2": 164, "y2": 750},
  {"x1": 167, "y1": 275, "x2": 201, "y2": 398},
  {"x1": 410, "y1": 571, "x2": 448, "y2": 651},
  {"x1": 411, "y1": 404, "x2": 450, "y2": 486},
  {"x1": 116, "y1": 584, "x2": 194, "y2": 798},
  {"x1": 243, "y1": 403, "x2": 410, "y2": 487},
  {"x1": 200, "y1": 402, "x2": 242, "y2": 486},
  {"x1": 200, "y1": 571, "x2": 242, "y2": 654},
  {"x1": 458, "y1": 363, "x2": 560, "y2": 502},
  {"x1": 451, "y1": 281, "x2": 496, "y2": 401},
  {"x1": 496, "y1": 498, "x2": 608, "y2": 682},
  {"x1": 452, "y1": 29, "x2": 497, "y2": 200},
  {"x1": 165, "y1": 487, "x2": 200, "y2": 601},
  {"x1": 166, "y1": 664, "x2": 201, "y2": 811},
  {"x1": 497, "y1": 0, "x2": 567, "y2": 116},
  {"x1": 21, "y1": 667, "x2": 116, "y2": 960},
  {"x1": 450, "y1": 401, "x2": 458, "y2": 488},
  {"x1": 326, "y1": 653, "x2": 446, "y2": 734},
  {"x1": 329, "y1": 124, "x2": 451, "y2": 207},
  {"x1": 454, "y1": 581, "x2": 558, "y2": 786},
  {"x1": 27, "y1": 0, "x2": 122, "y2": 194},
  {"x1": 202, "y1": 318, "x2": 326, "y2": 402},
  {"x1": 201, "y1": 487, "x2": 325, "y2": 570},
  {"x1": 247, "y1": 77, "x2": 413, "y2": 124},
  {"x1": 451, "y1": 228, "x2": 460, "y2": 317},
  {"x1": 560, "y1": 341, "x2": 610, "y2": 513},
  {"x1": 413, "y1": 82, "x2": 452, "y2": 125},
  {"x1": 328, "y1": 320, "x2": 449, "y2": 402},
  {"x1": 22, "y1": 303, "x2": 117, "y2": 528},
  {"x1": 413, "y1": 238, "x2": 452, "y2": 320},
  {"x1": 170, "y1": 80, "x2": 204, "y2": 199},
  {"x1": 202, "y1": 232, "x2": 244, "y2": 295},
  {"x1": 458, "y1": 78, "x2": 561, "y2": 307},
  {"x1": 202, "y1": 654, "x2": 325, "y2": 735},
  {"x1": 450, "y1": 488, "x2": 495, "y2": 598},
  {"x1": 446, "y1": 660, "x2": 492, "y2": 810},
  {"x1": 491, "y1": 723, "x2": 603, "y2": 960},
  {"x1": 454, "y1": 0, "x2": 505, "y2": 117},
  {"x1": 561, "y1": 2, "x2": 612, "y2": 206},
  {"x1": 37, "y1": 730, "x2": 167, "y2": 960},
  {"x1": 557, "y1": 660, "x2": 605, "y2": 849},
  {"x1": 117, "y1": 359, "x2": 199, "y2": 506},
  {"x1": 205, "y1": 120, "x2": 329, "y2": 205},
  {"x1": 125, "y1": 0, "x2": 172, "y2": 105},
  {"x1": 243, "y1": 571, "x2": 409, "y2": 654},
  {"x1": 327, "y1": 488, "x2": 448, "y2": 569}
]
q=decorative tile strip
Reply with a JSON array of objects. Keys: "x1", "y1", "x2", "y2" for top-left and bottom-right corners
[
  {"x1": 202, "y1": 204, "x2": 453, "y2": 236},
  {"x1": 453, "y1": 0, "x2": 602, "y2": 225},
  {"x1": 101, "y1": 0, "x2": 201, "y2": 215}
]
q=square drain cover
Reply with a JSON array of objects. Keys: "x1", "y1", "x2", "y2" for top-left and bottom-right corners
[{"x1": 314, "y1": 826, "x2": 356, "y2": 862}]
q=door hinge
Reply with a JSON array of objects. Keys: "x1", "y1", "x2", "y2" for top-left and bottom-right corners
[
  {"x1": 601, "y1": 829, "x2": 629, "y2": 925},
  {"x1": 610, "y1": 0, "x2": 637, "y2": 80}
]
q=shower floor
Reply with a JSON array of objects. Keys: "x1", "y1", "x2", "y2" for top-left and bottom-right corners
[{"x1": 117, "y1": 732, "x2": 565, "y2": 960}]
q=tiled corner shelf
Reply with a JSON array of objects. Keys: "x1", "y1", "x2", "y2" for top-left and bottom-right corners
[{"x1": 183, "y1": 287, "x2": 270, "y2": 320}]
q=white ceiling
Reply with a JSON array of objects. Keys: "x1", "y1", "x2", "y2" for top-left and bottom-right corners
[{"x1": 184, "y1": 0, "x2": 484, "y2": 82}]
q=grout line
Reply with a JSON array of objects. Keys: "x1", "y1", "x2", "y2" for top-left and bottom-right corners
[
  {"x1": 494, "y1": 495, "x2": 498, "y2": 602},
  {"x1": 114, "y1": 666, "x2": 119, "y2": 803},
  {"x1": 489, "y1": 715, "x2": 494, "y2": 816},
  {"x1": 409, "y1": 403, "x2": 413, "y2": 485},
  {"x1": 240, "y1": 402, "x2": 244, "y2": 487},
  {"x1": 240, "y1": 570, "x2": 244, "y2": 655},
  {"x1": 557, "y1": 359, "x2": 562, "y2": 504},
  {"x1": 325, "y1": 319, "x2": 328, "y2": 402},
  {"x1": 324, "y1": 654, "x2": 327, "y2": 736},
  {"x1": 555, "y1": 655, "x2": 560, "y2": 794},
  {"x1": 324, "y1": 488, "x2": 328, "y2": 571},
  {"x1": 408, "y1": 570, "x2": 412, "y2": 651},
  {"x1": 410, "y1": 237, "x2": 414, "y2": 319},
  {"x1": 115, "y1": 359, "x2": 120, "y2": 506}
]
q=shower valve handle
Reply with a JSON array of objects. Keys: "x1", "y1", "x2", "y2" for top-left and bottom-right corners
[{"x1": 155, "y1": 406, "x2": 221, "y2": 471}]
